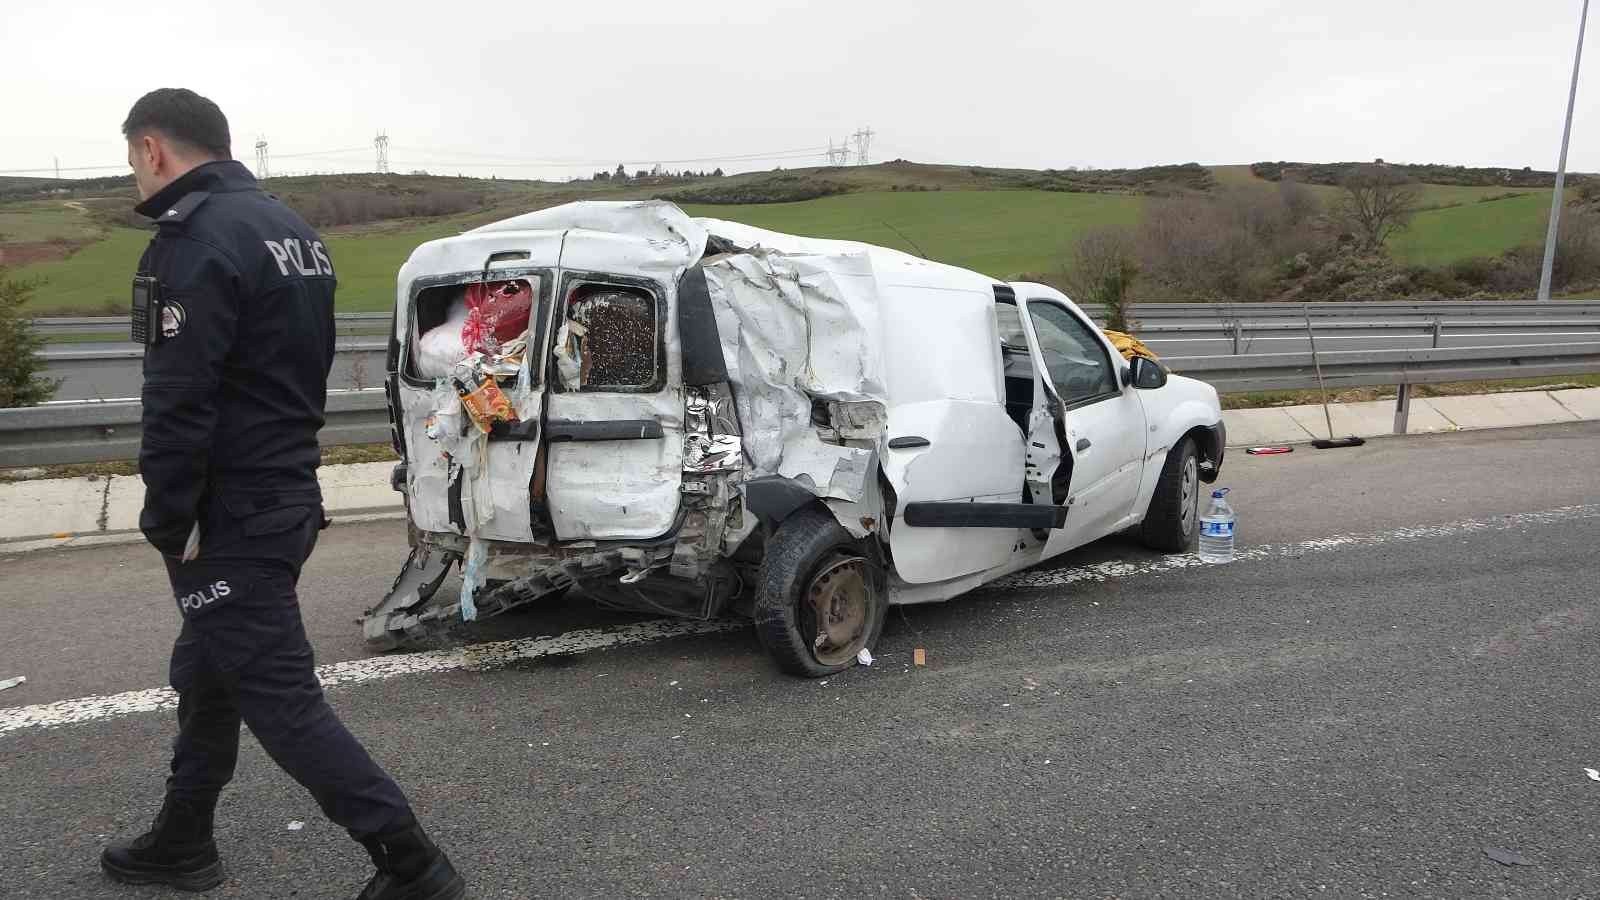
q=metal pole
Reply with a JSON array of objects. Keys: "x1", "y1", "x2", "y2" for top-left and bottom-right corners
[
  {"x1": 1393, "y1": 384, "x2": 1412, "y2": 435},
  {"x1": 1539, "y1": 0, "x2": 1590, "y2": 301}
]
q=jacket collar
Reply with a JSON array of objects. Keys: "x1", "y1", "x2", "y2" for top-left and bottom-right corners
[{"x1": 134, "y1": 160, "x2": 258, "y2": 219}]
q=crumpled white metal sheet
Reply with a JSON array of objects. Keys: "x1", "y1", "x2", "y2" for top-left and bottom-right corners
[{"x1": 700, "y1": 247, "x2": 886, "y2": 500}]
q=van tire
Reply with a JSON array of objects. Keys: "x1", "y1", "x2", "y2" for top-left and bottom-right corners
[
  {"x1": 1140, "y1": 437, "x2": 1199, "y2": 553},
  {"x1": 754, "y1": 507, "x2": 887, "y2": 678}
]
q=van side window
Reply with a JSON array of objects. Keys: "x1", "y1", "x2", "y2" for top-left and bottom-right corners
[
  {"x1": 553, "y1": 284, "x2": 660, "y2": 391},
  {"x1": 1023, "y1": 301, "x2": 1119, "y2": 406}
]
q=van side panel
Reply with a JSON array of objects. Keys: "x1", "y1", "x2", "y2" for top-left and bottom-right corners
[{"x1": 876, "y1": 282, "x2": 1025, "y2": 584}]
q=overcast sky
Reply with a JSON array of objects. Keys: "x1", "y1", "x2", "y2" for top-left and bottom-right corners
[{"x1": 3, "y1": 0, "x2": 1594, "y2": 181}]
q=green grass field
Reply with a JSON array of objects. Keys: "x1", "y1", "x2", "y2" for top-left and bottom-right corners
[
  {"x1": 0, "y1": 165, "x2": 1563, "y2": 316},
  {"x1": 1389, "y1": 191, "x2": 1551, "y2": 267},
  {"x1": 686, "y1": 190, "x2": 1142, "y2": 280},
  {"x1": 0, "y1": 201, "x2": 103, "y2": 244},
  {"x1": 9, "y1": 227, "x2": 150, "y2": 314},
  {"x1": 9, "y1": 191, "x2": 1143, "y2": 314}
]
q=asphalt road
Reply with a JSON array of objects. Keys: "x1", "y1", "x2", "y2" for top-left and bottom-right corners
[{"x1": 2, "y1": 421, "x2": 1599, "y2": 898}]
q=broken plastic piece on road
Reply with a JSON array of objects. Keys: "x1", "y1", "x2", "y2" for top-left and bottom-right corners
[
  {"x1": 1585, "y1": 768, "x2": 1600, "y2": 782},
  {"x1": 913, "y1": 648, "x2": 927, "y2": 667},
  {"x1": 0, "y1": 676, "x2": 25, "y2": 692},
  {"x1": 856, "y1": 648, "x2": 874, "y2": 667},
  {"x1": 1483, "y1": 847, "x2": 1534, "y2": 867},
  {"x1": 1245, "y1": 446, "x2": 1293, "y2": 455},
  {"x1": 286, "y1": 821, "x2": 305, "y2": 831}
]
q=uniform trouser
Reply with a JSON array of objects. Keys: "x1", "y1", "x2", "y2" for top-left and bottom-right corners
[{"x1": 162, "y1": 495, "x2": 413, "y2": 840}]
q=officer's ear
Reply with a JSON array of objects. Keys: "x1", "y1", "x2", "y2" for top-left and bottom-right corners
[{"x1": 128, "y1": 132, "x2": 167, "y2": 199}]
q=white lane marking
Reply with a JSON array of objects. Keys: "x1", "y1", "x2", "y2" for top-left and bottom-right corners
[
  {"x1": 6, "y1": 503, "x2": 1598, "y2": 737},
  {"x1": 0, "y1": 619, "x2": 741, "y2": 737},
  {"x1": 994, "y1": 503, "x2": 1600, "y2": 588}
]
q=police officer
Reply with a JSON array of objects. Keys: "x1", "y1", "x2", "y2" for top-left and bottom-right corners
[{"x1": 101, "y1": 88, "x2": 465, "y2": 900}]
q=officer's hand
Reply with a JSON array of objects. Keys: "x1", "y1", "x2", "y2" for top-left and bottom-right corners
[{"x1": 181, "y1": 523, "x2": 201, "y2": 562}]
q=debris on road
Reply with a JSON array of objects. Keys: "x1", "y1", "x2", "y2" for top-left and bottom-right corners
[
  {"x1": 914, "y1": 648, "x2": 927, "y2": 667},
  {"x1": 0, "y1": 676, "x2": 24, "y2": 692},
  {"x1": 1585, "y1": 768, "x2": 1600, "y2": 782},
  {"x1": 1245, "y1": 446, "x2": 1293, "y2": 455},
  {"x1": 286, "y1": 821, "x2": 305, "y2": 831},
  {"x1": 1483, "y1": 847, "x2": 1534, "y2": 867},
  {"x1": 857, "y1": 648, "x2": 874, "y2": 666}
]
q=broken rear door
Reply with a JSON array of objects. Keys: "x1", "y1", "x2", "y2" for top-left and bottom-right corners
[
  {"x1": 541, "y1": 234, "x2": 686, "y2": 541},
  {"x1": 395, "y1": 240, "x2": 559, "y2": 543}
]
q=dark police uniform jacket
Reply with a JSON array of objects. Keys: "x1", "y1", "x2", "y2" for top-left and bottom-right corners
[{"x1": 134, "y1": 160, "x2": 335, "y2": 560}]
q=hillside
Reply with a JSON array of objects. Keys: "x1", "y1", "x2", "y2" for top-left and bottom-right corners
[{"x1": 0, "y1": 158, "x2": 1582, "y2": 315}]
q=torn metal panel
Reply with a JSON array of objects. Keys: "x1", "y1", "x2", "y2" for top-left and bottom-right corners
[
  {"x1": 701, "y1": 248, "x2": 886, "y2": 503},
  {"x1": 542, "y1": 391, "x2": 686, "y2": 541},
  {"x1": 822, "y1": 449, "x2": 885, "y2": 539}
]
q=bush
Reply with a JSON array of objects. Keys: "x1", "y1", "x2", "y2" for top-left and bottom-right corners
[
  {"x1": 1448, "y1": 256, "x2": 1500, "y2": 289},
  {"x1": 1553, "y1": 207, "x2": 1600, "y2": 286},
  {"x1": 1134, "y1": 184, "x2": 1322, "y2": 299},
  {"x1": 655, "y1": 173, "x2": 848, "y2": 205},
  {"x1": 1063, "y1": 226, "x2": 1139, "y2": 330},
  {"x1": 1253, "y1": 161, "x2": 1574, "y2": 189},
  {"x1": 0, "y1": 273, "x2": 61, "y2": 407},
  {"x1": 277, "y1": 188, "x2": 484, "y2": 228}
]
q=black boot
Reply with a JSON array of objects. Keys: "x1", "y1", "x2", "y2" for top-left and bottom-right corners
[
  {"x1": 356, "y1": 823, "x2": 465, "y2": 900},
  {"x1": 100, "y1": 795, "x2": 224, "y2": 892}
]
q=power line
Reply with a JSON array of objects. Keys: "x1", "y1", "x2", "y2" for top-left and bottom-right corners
[
  {"x1": 391, "y1": 143, "x2": 831, "y2": 168},
  {"x1": 374, "y1": 131, "x2": 390, "y2": 174},
  {"x1": 0, "y1": 139, "x2": 845, "y2": 177}
]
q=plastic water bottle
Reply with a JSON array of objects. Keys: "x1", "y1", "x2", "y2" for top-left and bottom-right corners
[{"x1": 1198, "y1": 488, "x2": 1235, "y2": 564}]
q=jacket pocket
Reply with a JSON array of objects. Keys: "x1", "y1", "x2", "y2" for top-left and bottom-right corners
[{"x1": 239, "y1": 505, "x2": 314, "y2": 538}]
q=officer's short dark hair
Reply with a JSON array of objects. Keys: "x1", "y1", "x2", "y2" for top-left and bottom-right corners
[{"x1": 122, "y1": 89, "x2": 231, "y2": 159}]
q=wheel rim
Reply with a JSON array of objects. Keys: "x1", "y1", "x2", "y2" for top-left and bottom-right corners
[
  {"x1": 803, "y1": 556, "x2": 872, "y2": 667},
  {"x1": 1180, "y1": 454, "x2": 1198, "y2": 535}
]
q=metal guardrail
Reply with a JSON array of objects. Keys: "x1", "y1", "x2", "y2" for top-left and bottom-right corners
[
  {"x1": 5, "y1": 340, "x2": 1598, "y2": 466},
  {"x1": 32, "y1": 312, "x2": 391, "y2": 339},
  {"x1": 34, "y1": 301, "x2": 1600, "y2": 338},
  {"x1": 1081, "y1": 300, "x2": 1600, "y2": 321},
  {"x1": 13, "y1": 301, "x2": 1600, "y2": 461},
  {"x1": 1164, "y1": 341, "x2": 1600, "y2": 435},
  {"x1": 0, "y1": 390, "x2": 391, "y2": 468}
]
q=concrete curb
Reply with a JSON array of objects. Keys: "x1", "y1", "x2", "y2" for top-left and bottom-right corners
[
  {"x1": 0, "y1": 461, "x2": 403, "y2": 551},
  {"x1": 3, "y1": 388, "x2": 1596, "y2": 550},
  {"x1": 1221, "y1": 387, "x2": 1600, "y2": 448}
]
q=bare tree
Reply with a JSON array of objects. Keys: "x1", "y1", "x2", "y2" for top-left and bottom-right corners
[
  {"x1": 1064, "y1": 226, "x2": 1139, "y2": 331},
  {"x1": 1336, "y1": 164, "x2": 1421, "y2": 250}
]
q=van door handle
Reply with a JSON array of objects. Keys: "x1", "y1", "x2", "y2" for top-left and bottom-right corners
[
  {"x1": 888, "y1": 436, "x2": 931, "y2": 449},
  {"x1": 1075, "y1": 437, "x2": 1092, "y2": 452}
]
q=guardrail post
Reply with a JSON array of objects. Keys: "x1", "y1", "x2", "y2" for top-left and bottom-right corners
[
  {"x1": 1431, "y1": 318, "x2": 1443, "y2": 348},
  {"x1": 1229, "y1": 319, "x2": 1241, "y2": 355},
  {"x1": 1393, "y1": 384, "x2": 1412, "y2": 435}
]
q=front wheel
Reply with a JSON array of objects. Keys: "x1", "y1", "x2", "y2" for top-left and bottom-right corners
[
  {"x1": 754, "y1": 507, "x2": 887, "y2": 677},
  {"x1": 1140, "y1": 437, "x2": 1199, "y2": 552}
]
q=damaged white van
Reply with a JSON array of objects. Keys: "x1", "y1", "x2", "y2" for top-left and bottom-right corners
[{"x1": 369, "y1": 201, "x2": 1225, "y2": 676}]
